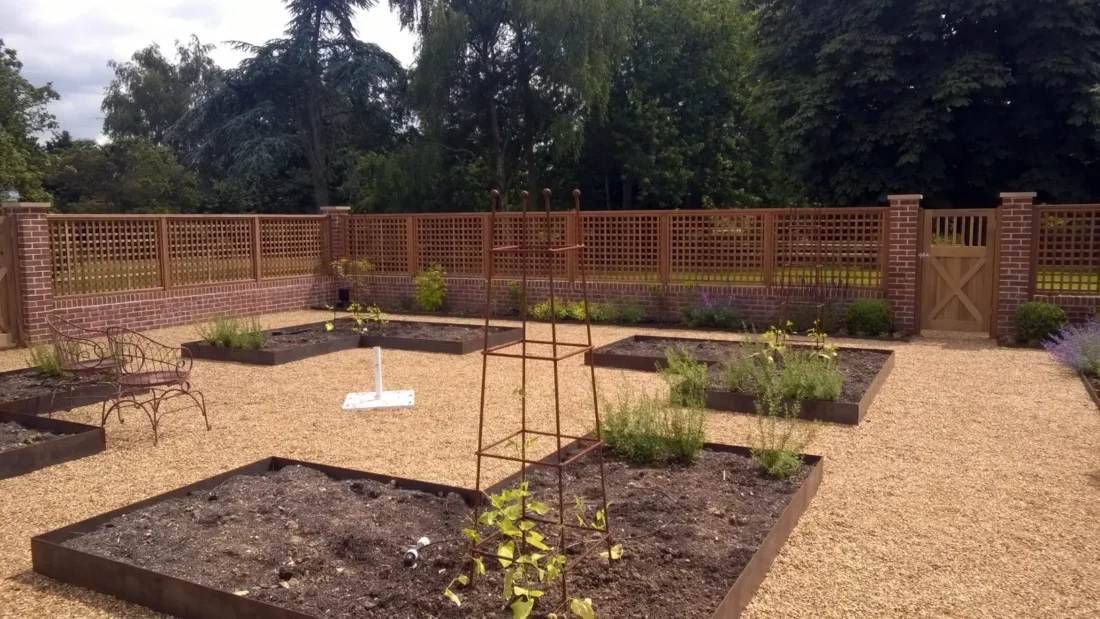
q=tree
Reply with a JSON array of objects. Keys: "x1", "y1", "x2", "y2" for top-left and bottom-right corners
[
  {"x1": 573, "y1": 0, "x2": 781, "y2": 209},
  {"x1": 102, "y1": 36, "x2": 221, "y2": 148},
  {"x1": 45, "y1": 139, "x2": 199, "y2": 213},
  {"x1": 391, "y1": 0, "x2": 633, "y2": 205},
  {"x1": 750, "y1": 0, "x2": 1100, "y2": 206},
  {"x1": 182, "y1": 0, "x2": 407, "y2": 208},
  {"x1": 0, "y1": 39, "x2": 57, "y2": 201}
]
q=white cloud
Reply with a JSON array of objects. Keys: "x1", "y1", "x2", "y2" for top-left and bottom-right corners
[{"x1": 0, "y1": 0, "x2": 417, "y2": 139}]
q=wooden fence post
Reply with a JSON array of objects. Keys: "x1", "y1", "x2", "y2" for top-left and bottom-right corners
[
  {"x1": 158, "y1": 216, "x2": 171, "y2": 289},
  {"x1": 566, "y1": 212, "x2": 578, "y2": 282},
  {"x1": 482, "y1": 214, "x2": 492, "y2": 281},
  {"x1": 252, "y1": 216, "x2": 263, "y2": 281},
  {"x1": 762, "y1": 212, "x2": 775, "y2": 287},
  {"x1": 406, "y1": 216, "x2": 418, "y2": 277},
  {"x1": 658, "y1": 213, "x2": 671, "y2": 285}
]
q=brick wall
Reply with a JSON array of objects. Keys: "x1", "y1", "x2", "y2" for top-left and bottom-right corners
[
  {"x1": 886, "y1": 195, "x2": 921, "y2": 334},
  {"x1": 3, "y1": 203, "x2": 53, "y2": 342},
  {"x1": 995, "y1": 192, "x2": 1036, "y2": 338},
  {"x1": 321, "y1": 206, "x2": 350, "y2": 260}
]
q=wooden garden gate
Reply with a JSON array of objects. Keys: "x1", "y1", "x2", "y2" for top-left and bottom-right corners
[
  {"x1": 0, "y1": 214, "x2": 19, "y2": 347},
  {"x1": 920, "y1": 209, "x2": 997, "y2": 333}
]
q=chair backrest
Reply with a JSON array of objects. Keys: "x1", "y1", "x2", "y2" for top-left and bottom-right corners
[
  {"x1": 105, "y1": 327, "x2": 192, "y2": 380},
  {"x1": 47, "y1": 315, "x2": 112, "y2": 370}
]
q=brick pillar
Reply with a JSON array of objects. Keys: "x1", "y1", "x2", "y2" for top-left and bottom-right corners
[
  {"x1": 320, "y1": 206, "x2": 351, "y2": 262},
  {"x1": 996, "y1": 192, "x2": 1037, "y2": 338},
  {"x1": 886, "y1": 194, "x2": 922, "y2": 335},
  {"x1": 1, "y1": 203, "x2": 53, "y2": 343}
]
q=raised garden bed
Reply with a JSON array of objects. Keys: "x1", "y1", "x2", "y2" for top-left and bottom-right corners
[
  {"x1": 0, "y1": 368, "x2": 116, "y2": 417},
  {"x1": 1079, "y1": 373, "x2": 1100, "y2": 413},
  {"x1": 34, "y1": 443, "x2": 822, "y2": 619},
  {"x1": 183, "y1": 320, "x2": 524, "y2": 365},
  {"x1": 587, "y1": 335, "x2": 895, "y2": 425},
  {"x1": 0, "y1": 410, "x2": 106, "y2": 480}
]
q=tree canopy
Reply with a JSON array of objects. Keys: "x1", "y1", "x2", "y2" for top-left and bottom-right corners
[{"x1": 4, "y1": 0, "x2": 1100, "y2": 212}]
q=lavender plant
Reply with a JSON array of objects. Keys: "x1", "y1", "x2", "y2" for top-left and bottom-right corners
[{"x1": 1043, "y1": 320, "x2": 1100, "y2": 373}]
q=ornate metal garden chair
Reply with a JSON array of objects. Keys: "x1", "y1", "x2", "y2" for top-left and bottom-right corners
[
  {"x1": 102, "y1": 327, "x2": 209, "y2": 445},
  {"x1": 46, "y1": 315, "x2": 121, "y2": 417}
]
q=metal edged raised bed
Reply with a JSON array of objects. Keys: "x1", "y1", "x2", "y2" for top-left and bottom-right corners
[
  {"x1": 0, "y1": 368, "x2": 116, "y2": 417},
  {"x1": 31, "y1": 443, "x2": 822, "y2": 619},
  {"x1": 0, "y1": 410, "x2": 106, "y2": 480}
]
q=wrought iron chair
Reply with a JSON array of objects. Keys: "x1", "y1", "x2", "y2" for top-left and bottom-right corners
[
  {"x1": 102, "y1": 327, "x2": 210, "y2": 445},
  {"x1": 46, "y1": 315, "x2": 121, "y2": 417}
]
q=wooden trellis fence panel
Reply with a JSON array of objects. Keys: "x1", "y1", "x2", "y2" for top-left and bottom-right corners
[
  {"x1": 348, "y1": 216, "x2": 409, "y2": 275},
  {"x1": 49, "y1": 217, "x2": 161, "y2": 296},
  {"x1": 167, "y1": 218, "x2": 254, "y2": 286},
  {"x1": 1034, "y1": 205, "x2": 1100, "y2": 295},
  {"x1": 260, "y1": 217, "x2": 327, "y2": 279}
]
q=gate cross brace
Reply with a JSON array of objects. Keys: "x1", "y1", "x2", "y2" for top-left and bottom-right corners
[{"x1": 928, "y1": 256, "x2": 986, "y2": 322}]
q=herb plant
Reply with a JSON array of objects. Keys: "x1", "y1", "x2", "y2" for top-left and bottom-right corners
[
  {"x1": 658, "y1": 347, "x2": 708, "y2": 408},
  {"x1": 414, "y1": 263, "x2": 448, "y2": 312},
  {"x1": 1044, "y1": 319, "x2": 1100, "y2": 373},
  {"x1": 602, "y1": 392, "x2": 705, "y2": 464},
  {"x1": 198, "y1": 316, "x2": 268, "y2": 350},
  {"x1": 749, "y1": 364, "x2": 821, "y2": 479},
  {"x1": 28, "y1": 344, "x2": 63, "y2": 378}
]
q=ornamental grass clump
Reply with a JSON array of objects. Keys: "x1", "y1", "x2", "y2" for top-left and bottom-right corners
[
  {"x1": 27, "y1": 344, "x2": 63, "y2": 378},
  {"x1": 198, "y1": 316, "x2": 268, "y2": 350},
  {"x1": 1043, "y1": 319, "x2": 1100, "y2": 374}
]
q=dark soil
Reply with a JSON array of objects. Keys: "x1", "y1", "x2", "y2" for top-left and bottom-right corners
[
  {"x1": 0, "y1": 369, "x2": 99, "y2": 406},
  {"x1": 0, "y1": 421, "x2": 59, "y2": 453},
  {"x1": 197, "y1": 320, "x2": 512, "y2": 352},
  {"x1": 65, "y1": 449, "x2": 809, "y2": 618},
  {"x1": 708, "y1": 348, "x2": 889, "y2": 404}
]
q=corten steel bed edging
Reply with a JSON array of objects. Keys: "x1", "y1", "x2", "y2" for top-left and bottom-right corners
[
  {"x1": 0, "y1": 410, "x2": 105, "y2": 480},
  {"x1": 1078, "y1": 372, "x2": 1100, "y2": 413},
  {"x1": 32, "y1": 444, "x2": 822, "y2": 619},
  {"x1": 182, "y1": 321, "x2": 525, "y2": 365},
  {"x1": 0, "y1": 368, "x2": 117, "y2": 417},
  {"x1": 31, "y1": 457, "x2": 478, "y2": 619}
]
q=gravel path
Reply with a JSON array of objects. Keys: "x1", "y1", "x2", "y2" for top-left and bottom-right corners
[{"x1": 0, "y1": 311, "x2": 1097, "y2": 618}]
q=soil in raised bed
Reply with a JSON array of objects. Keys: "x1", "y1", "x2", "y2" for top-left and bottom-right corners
[
  {"x1": 198, "y1": 319, "x2": 512, "y2": 352},
  {"x1": 0, "y1": 370, "x2": 101, "y2": 407},
  {"x1": 0, "y1": 421, "x2": 59, "y2": 454},
  {"x1": 707, "y1": 348, "x2": 889, "y2": 404},
  {"x1": 65, "y1": 450, "x2": 808, "y2": 618}
]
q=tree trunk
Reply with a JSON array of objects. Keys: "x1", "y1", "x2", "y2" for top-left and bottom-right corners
[
  {"x1": 305, "y1": 10, "x2": 330, "y2": 207},
  {"x1": 622, "y1": 173, "x2": 633, "y2": 209}
]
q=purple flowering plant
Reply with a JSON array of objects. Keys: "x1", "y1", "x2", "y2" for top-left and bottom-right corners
[{"x1": 1043, "y1": 319, "x2": 1100, "y2": 374}]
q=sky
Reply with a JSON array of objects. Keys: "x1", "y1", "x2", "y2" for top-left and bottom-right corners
[{"x1": 0, "y1": 0, "x2": 417, "y2": 141}]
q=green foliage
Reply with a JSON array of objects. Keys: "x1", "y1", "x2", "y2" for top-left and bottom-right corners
[
  {"x1": 45, "y1": 139, "x2": 198, "y2": 213},
  {"x1": 749, "y1": 363, "x2": 820, "y2": 479},
  {"x1": 413, "y1": 264, "x2": 448, "y2": 311},
  {"x1": 530, "y1": 300, "x2": 568, "y2": 321},
  {"x1": 682, "y1": 295, "x2": 743, "y2": 329},
  {"x1": 27, "y1": 344, "x2": 63, "y2": 378},
  {"x1": 347, "y1": 302, "x2": 388, "y2": 332},
  {"x1": 845, "y1": 300, "x2": 892, "y2": 337},
  {"x1": 720, "y1": 345, "x2": 842, "y2": 402},
  {"x1": 602, "y1": 392, "x2": 705, "y2": 464},
  {"x1": 1014, "y1": 302, "x2": 1068, "y2": 344},
  {"x1": 198, "y1": 316, "x2": 268, "y2": 350},
  {"x1": 658, "y1": 348, "x2": 708, "y2": 408},
  {"x1": 528, "y1": 300, "x2": 640, "y2": 324},
  {"x1": 751, "y1": 0, "x2": 1100, "y2": 205},
  {"x1": 618, "y1": 302, "x2": 646, "y2": 324},
  {"x1": 0, "y1": 40, "x2": 57, "y2": 202},
  {"x1": 507, "y1": 281, "x2": 524, "y2": 316}
]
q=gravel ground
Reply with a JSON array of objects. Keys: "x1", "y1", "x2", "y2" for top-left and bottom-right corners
[{"x1": 0, "y1": 311, "x2": 1098, "y2": 618}]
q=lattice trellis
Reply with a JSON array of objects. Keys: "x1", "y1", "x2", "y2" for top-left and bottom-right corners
[
  {"x1": 416, "y1": 216, "x2": 484, "y2": 275},
  {"x1": 493, "y1": 213, "x2": 569, "y2": 279},
  {"x1": 774, "y1": 211, "x2": 883, "y2": 289},
  {"x1": 670, "y1": 212, "x2": 765, "y2": 285},
  {"x1": 581, "y1": 213, "x2": 660, "y2": 282},
  {"x1": 260, "y1": 218, "x2": 326, "y2": 279},
  {"x1": 348, "y1": 216, "x2": 409, "y2": 274},
  {"x1": 49, "y1": 218, "x2": 161, "y2": 296},
  {"x1": 1036, "y1": 207, "x2": 1100, "y2": 294},
  {"x1": 168, "y1": 218, "x2": 253, "y2": 286}
]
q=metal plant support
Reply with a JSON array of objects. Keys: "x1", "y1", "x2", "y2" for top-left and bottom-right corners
[{"x1": 472, "y1": 188, "x2": 613, "y2": 607}]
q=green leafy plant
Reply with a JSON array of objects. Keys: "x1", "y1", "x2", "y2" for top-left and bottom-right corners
[
  {"x1": 347, "y1": 302, "x2": 389, "y2": 332},
  {"x1": 449, "y1": 483, "x2": 608, "y2": 618},
  {"x1": 682, "y1": 294, "x2": 742, "y2": 329},
  {"x1": 719, "y1": 345, "x2": 763, "y2": 393},
  {"x1": 845, "y1": 299, "x2": 892, "y2": 336},
  {"x1": 530, "y1": 300, "x2": 568, "y2": 321},
  {"x1": 198, "y1": 315, "x2": 268, "y2": 350},
  {"x1": 749, "y1": 364, "x2": 821, "y2": 479},
  {"x1": 330, "y1": 257, "x2": 375, "y2": 304},
  {"x1": 762, "y1": 321, "x2": 793, "y2": 355},
  {"x1": 565, "y1": 301, "x2": 588, "y2": 321},
  {"x1": 602, "y1": 392, "x2": 705, "y2": 464},
  {"x1": 658, "y1": 347, "x2": 708, "y2": 408},
  {"x1": 1014, "y1": 301, "x2": 1067, "y2": 344},
  {"x1": 413, "y1": 263, "x2": 448, "y2": 312},
  {"x1": 27, "y1": 344, "x2": 63, "y2": 378},
  {"x1": 648, "y1": 283, "x2": 668, "y2": 321},
  {"x1": 587, "y1": 302, "x2": 619, "y2": 323},
  {"x1": 508, "y1": 281, "x2": 524, "y2": 316},
  {"x1": 618, "y1": 302, "x2": 646, "y2": 324},
  {"x1": 778, "y1": 350, "x2": 843, "y2": 401}
]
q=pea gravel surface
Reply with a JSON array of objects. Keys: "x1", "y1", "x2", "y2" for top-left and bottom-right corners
[{"x1": 0, "y1": 311, "x2": 1097, "y2": 619}]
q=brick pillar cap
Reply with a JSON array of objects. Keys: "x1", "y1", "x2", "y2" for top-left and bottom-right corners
[
  {"x1": 887, "y1": 194, "x2": 923, "y2": 201},
  {"x1": 999, "y1": 192, "x2": 1037, "y2": 199},
  {"x1": 320, "y1": 206, "x2": 352, "y2": 213},
  {"x1": 1, "y1": 202, "x2": 50, "y2": 211}
]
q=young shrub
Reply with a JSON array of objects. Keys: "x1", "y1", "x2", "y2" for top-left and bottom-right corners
[
  {"x1": 618, "y1": 302, "x2": 646, "y2": 324},
  {"x1": 778, "y1": 350, "x2": 843, "y2": 401},
  {"x1": 198, "y1": 315, "x2": 242, "y2": 348},
  {"x1": 749, "y1": 366, "x2": 820, "y2": 479},
  {"x1": 1043, "y1": 320, "x2": 1100, "y2": 373},
  {"x1": 507, "y1": 281, "x2": 524, "y2": 316},
  {"x1": 1014, "y1": 301, "x2": 1067, "y2": 344},
  {"x1": 658, "y1": 347, "x2": 709, "y2": 408},
  {"x1": 530, "y1": 300, "x2": 568, "y2": 321},
  {"x1": 566, "y1": 301, "x2": 588, "y2": 321},
  {"x1": 413, "y1": 263, "x2": 448, "y2": 312},
  {"x1": 587, "y1": 302, "x2": 620, "y2": 323},
  {"x1": 602, "y1": 392, "x2": 706, "y2": 464},
  {"x1": 27, "y1": 344, "x2": 63, "y2": 378},
  {"x1": 845, "y1": 299, "x2": 892, "y2": 336},
  {"x1": 683, "y1": 293, "x2": 741, "y2": 329}
]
